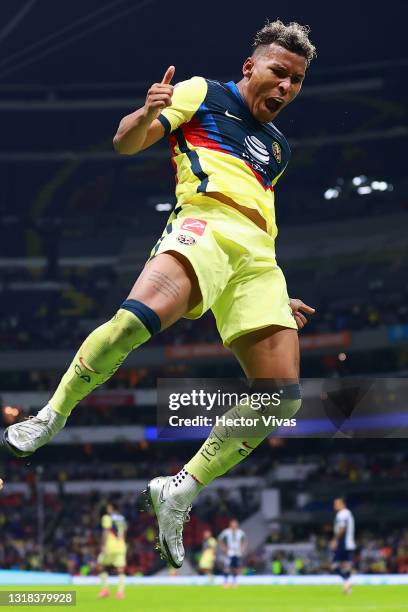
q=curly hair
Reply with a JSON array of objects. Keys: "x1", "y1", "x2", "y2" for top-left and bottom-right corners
[{"x1": 253, "y1": 19, "x2": 317, "y2": 66}]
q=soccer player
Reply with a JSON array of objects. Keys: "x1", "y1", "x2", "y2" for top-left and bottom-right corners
[
  {"x1": 331, "y1": 497, "x2": 356, "y2": 595},
  {"x1": 218, "y1": 519, "x2": 247, "y2": 587},
  {"x1": 97, "y1": 502, "x2": 127, "y2": 599},
  {"x1": 198, "y1": 529, "x2": 217, "y2": 583},
  {"x1": 4, "y1": 20, "x2": 316, "y2": 569}
]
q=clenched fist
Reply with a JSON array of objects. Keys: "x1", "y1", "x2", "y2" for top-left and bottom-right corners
[{"x1": 143, "y1": 65, "x2": 175, "y2": 123}]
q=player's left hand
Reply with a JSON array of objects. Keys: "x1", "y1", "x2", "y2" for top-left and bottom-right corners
[
  {"x1": 0, "y1": 478, "x2": 4, "y2": 491},
  {"x1": 289, "y1": 298, "x2": 315, "y2": 330},
  {"x1": 329, "y1": 538, "x2": 337, "y2": 551}
]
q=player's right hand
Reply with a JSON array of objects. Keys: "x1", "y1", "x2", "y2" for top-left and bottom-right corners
[{"x1": 143, "y1": 65, "x2": 175, "y2": 122}]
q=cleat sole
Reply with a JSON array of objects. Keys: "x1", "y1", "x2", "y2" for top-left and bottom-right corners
[
  {"x1": 162, "y1": 535, "x2": 182, "y2": 569},
  {"x1": 2, "y1": 431, "x2": 33, "y2": 458}
]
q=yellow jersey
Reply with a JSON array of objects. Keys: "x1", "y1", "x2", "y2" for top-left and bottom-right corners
[
  {"x1": 101, "y1": 512, "x2": 127, "y2": 554},
  {"x1": 158, "y1": 76, "x2": 291, "y2": 237}
]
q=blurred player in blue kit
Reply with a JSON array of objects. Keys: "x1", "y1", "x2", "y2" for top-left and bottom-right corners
[
  {"x1": 218, "y1": 519, "x2": 247, "y2": 587},
  {"x1": 331, "y1": 497, "x2": 356, "y2": 595}
]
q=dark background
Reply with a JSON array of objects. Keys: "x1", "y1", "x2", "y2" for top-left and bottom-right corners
[
  {"x1": 0, "y1": 0, "x2": 405, "y2": 83},
  {"x1": 0, "y1": 0, "x2": 407, "y2": 581}
]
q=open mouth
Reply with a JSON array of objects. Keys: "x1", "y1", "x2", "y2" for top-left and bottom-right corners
[{"x1": 265, "y1": 98, "x2": 284, "y2": 113}]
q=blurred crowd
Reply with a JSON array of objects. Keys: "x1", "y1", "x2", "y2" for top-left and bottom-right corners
[
  {"x1": 2, "y1": 449, "x2": 408, "y2": 485},
  {"x1": 310, "y1": 452, "x2": 408, "y2": 483},
  {"x1": 1, "y1": 448, "x2": 269, "y2": 485},
  {"x1": 1, "y1": 261, "x2": 408, "y2": 352},
  {"x1": 259, "y1": 530, "x2": 408, "y2": 575},
  {"x1": 0, "y1": 487, "x2": 252, "y2": 576},
  {"x1": 1, "y1": 485, "x2": 407, "y2": 575}
]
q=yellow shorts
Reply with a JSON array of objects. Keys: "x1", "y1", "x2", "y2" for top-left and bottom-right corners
[
  {"x1": 198, "y1": 553, "x2": 215, "y2": 571},
  {"x1": 98, "y1": 550, "x2": 126, "y2": 568},
  {"x1": 148, "y1": 195, "x2": 297, "y2": 347}
]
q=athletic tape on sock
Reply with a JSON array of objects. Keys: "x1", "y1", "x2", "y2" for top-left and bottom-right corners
[{"x1": 121, "y1": 299, "x2": 161, "y2": 335}]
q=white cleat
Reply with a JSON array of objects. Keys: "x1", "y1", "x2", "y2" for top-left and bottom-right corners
[
  {"x1": 3, "y1": 405, "x2": 66, "y2": 457},
  {"x1": 144, "y1": 476, "x2": 191, "y2": 569}
]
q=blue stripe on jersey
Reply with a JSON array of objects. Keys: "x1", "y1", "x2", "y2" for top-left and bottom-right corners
[
  {"x1": 225, "y1": 80, "x2": 247, "y2": 110},
  {"x1": 147, "y1": 220, "x2": 175, "y2": 262},
  {"x1": 158, "y1": 114, "x2": 172, "y2": 136},
  {"x1": 197, "y1": 102, "x2": 234, "y2": 153},
  {"x1": 174, "y1": 127, "x2": 209, "y2": 193}
]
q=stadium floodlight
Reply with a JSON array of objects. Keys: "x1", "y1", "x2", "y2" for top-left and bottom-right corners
[
  {"x1": 155, "y1": 203, "x2": 172, "y2": 211},
  {"x1": 357, "y1": 185, "x2": 372, "y2": 195},
  {"x1": 2, "y1": 405, "x2": 20, "y2": 425},
  {"x1": 324, "y1": 187, "x2": 340, "y2": 200},
  {"x1": 352, "y1": 175, "x2": 367, "y2": 186},
  {"x1": 371, "y1": 181, "x2": 388, "y2": 191}
]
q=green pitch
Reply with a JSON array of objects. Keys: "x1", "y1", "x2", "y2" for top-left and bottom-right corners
[{"x1": 1, "y1": 585, "x2": 408, "y2": 611}]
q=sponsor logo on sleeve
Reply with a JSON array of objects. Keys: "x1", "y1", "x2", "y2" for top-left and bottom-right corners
[{"x1": 180, "y1": 218, "x2": 207, "y2": 235}]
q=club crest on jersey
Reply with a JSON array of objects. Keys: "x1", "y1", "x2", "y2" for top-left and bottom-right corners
[
  {"x1": 272, "y1": 141, "x2": 281, "y2": 164},
  {"x1": 177, "y1": 233, "x2": 196, "y2": 245},
  {"x1": 180, "y1": 218, "x2": 207, "y2": 236}
]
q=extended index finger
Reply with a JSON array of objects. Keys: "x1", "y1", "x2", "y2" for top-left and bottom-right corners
[
  {"x1": 299, "y1": 303, "x2": 316, "y2": 314},
  {"x1": 161, "y1": 65, "x2": 175, "y2": 84}
]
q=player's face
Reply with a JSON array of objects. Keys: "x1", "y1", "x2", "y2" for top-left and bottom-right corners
[{"x1": 241, "y1": 43, "x2": 307, "y2": 123}]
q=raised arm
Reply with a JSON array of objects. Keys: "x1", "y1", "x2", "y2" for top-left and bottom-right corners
[{"x1": 113, "y1": 65, "x2": 175, "y2": 155}]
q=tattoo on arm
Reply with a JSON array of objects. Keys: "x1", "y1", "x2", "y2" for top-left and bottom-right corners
[{"x1": 148, "y1": 270, "x2": 181, "y2": 299}]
